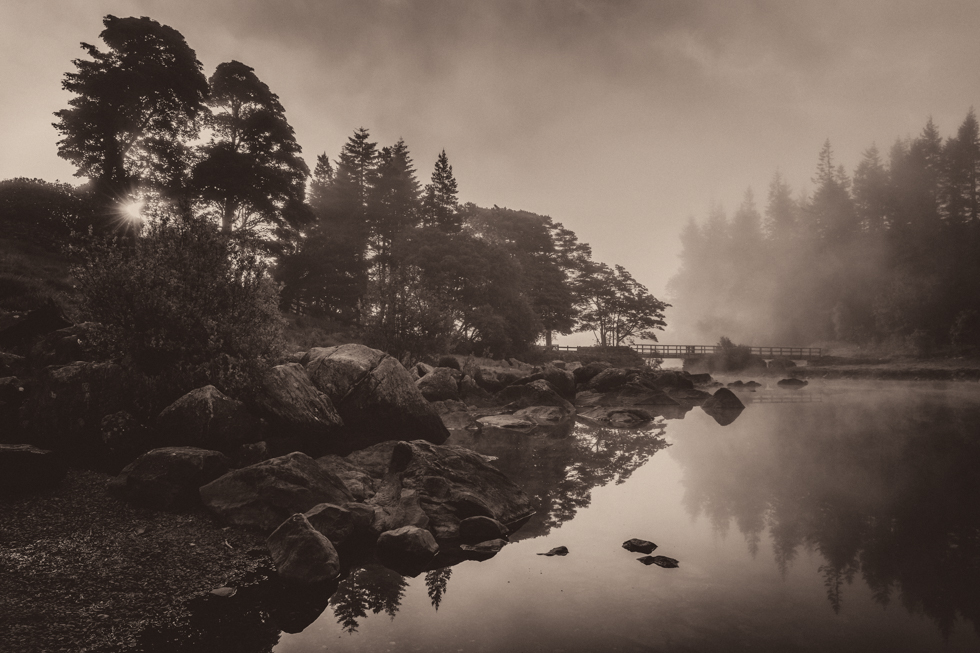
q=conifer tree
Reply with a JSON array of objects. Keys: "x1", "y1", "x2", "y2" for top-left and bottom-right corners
[{"x1": 422, "y1": 150, "x2": 461, "y2": 232}]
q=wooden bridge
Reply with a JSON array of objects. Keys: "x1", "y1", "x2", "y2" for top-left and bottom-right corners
[{"x1": 547, "y1": 344, "x2": 822, "y2": 360}]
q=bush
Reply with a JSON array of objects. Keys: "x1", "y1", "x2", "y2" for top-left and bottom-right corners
[
  {"x1": 703, "y1": 336, "x2": 766, "y2": 373},
  {"x1": 70, "y1": 215, "x2": 284, "y2": 412}
]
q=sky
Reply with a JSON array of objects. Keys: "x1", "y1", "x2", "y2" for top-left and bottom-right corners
[{"x1": 2, "y1": 0, "x2": 979, "y2": 343}]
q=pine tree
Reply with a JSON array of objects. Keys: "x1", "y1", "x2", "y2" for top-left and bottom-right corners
[
  {"x1": 422, "y1": 150, "x2": 461, "y2": 232},
  {"x1": 942, "y1": 108, "x2": 980, "y2": 226},
  {"x1": 852, "y1": 144, "x2": 889, "y2": 234}
]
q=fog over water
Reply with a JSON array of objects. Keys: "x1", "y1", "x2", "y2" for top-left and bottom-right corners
[{"x1": 4, "y1": 0, "x2": 980, "y2": 339}]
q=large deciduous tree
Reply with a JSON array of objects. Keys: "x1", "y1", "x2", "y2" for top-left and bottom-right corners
[
  {"x1": 576, "y1": 262, "x2": 668, "y2": 347},
  {"x1": 53, "y1": 15, "x2": 208, "y2": 210},
  {"x1": 191, "y1": 60, "x2": 310, "y2": 237}
]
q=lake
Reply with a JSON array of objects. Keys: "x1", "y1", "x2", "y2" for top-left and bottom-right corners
[{"x1": 189, "y1": 380, "x2": 980, "y2": 652}]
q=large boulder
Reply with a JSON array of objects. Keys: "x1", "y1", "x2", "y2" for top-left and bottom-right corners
[
  {"x1": 576, "y1": 384, "x2": 678, "y2": 408},
  {"x1": 199, "y1": 452, "x2": 354, "y2": 531},
  {"x1": 0, "y1": 444, "x2": 67, "y2": 491},
  {"x1": 458, "y1": 516, "x2": 509, "y2": 544},
  {"x1": 156, "y1": 385, "x2": 262, "y2": 453},
  {"x1": 108, "y1": 447, "x2": 231, "y2": 510},
  {"x1": 587, "y1": 367, "x2": 634, "y2": 392},
  {"x1": 267, "y1": 513, "x2": 340, "y2": 584},
  {"x1": 25, "y1": 361, "x2": 126, "y2": 452},
  {"x1": 305, "y1": 344, "x2": 449, "y2": 448},
  {"x1": 644, "y1": 371, "x2": 695, "y2": 391},
  {"x1": 473, "y1": 366, "x2": 524, "y2": 393},
  {"x1": 578, "y1": 407, "x2": 659, "y2": 426},
  {"x1": 572, "y1": 361, "x2": 611, "y2": 384},
  {"x1": 376, "y1": 525, "x2": 439, "y2": 575},
  {"x1": 315, "y1": 454, "x2": 376, "y2": 501},
  {"x1": 702, "y1": 387, "x2": 746, "y2": 410},
  {"x1": 495, "y1": 379, "x2": 574, "y2": 414},
  {"x1": 512, "y1": 366, "x2": 576, "y2": 402},
  {"x1": 303, "y1": 503, "x2": 356, "y2": 548},
  {"x1": 253, "y1": 363, "x2": 344, "y2": 452},
  {"x1": 415, "y1": 367, "x2": 460, "y2": 402}
]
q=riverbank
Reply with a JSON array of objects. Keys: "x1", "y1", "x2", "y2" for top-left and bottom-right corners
[
  {"x1": 0, "y1": 469, "x2": 268, "y2": 653},
  {"x1": 799, "y1": 355, "x2": 980, "y2": 381}
]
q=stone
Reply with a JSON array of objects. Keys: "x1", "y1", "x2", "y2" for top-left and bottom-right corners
[
  {"x1": 778, "y1": 378, "x2": 809, "y2": 388},
  {"x1": 109, "y1": 447, "x2": 231, "y2": 510},
  {"x1": 316, "y1": 454, "x2": 376, "y2": 501},
  {"x1": 458, "y1": 516, "x2": 508, "y2": 543},
  {"x1": 587, "y1": 367, "x2": 633, "y2": 392},
  {"x1": 578, "y1": 407, "x2": 658, "y2": 426},
  {"x1": 0, "y1": 444, "x2": 67, "y2": 491},
  {"x1": 303, "y1": 503, "x2": 355, "y2": 548},
  {"x1": 644, "y1": 371, "x2": 695, "y2": 391},
  {"x1": 576, "y1": 384, "x2": 679, "y2": 408},
  {"x1": 459, "y1": 538, "x2": 506, "y2": 560},
  {"x1": 0, "y1": 352, "x2": 27, "y2": 377},
  {"x1": 376, "y1": 525, "x2": 439, "y2": 575},
  {"x1": 156, "y1": 385, "x2": 262, "y2": 453},
  {"x1": 495, "y1": 379, "x2": 574, "y2": 414},
  {"x1": 305, "y1": 344, "x2": 450, "y2": 448},
  {"x1": 458, "y1": 374, "x2": 492, "y2": 404},
  {"x1": 199, "y1": 452, "x2": 354, "y2": 531},
  {"x1": 538, "y1": 546, "x2": 569, "y2": 556},
  {"x1": 369, "y1": 486, "x2": 431, "y2": 533},
  {"x1": 253, "y1": 363, "x2": 344, "y2": 451},
  {"x1": 665, "y1": 388, "x2": 712, "y2": 405},
  {"x1": 702, "y1": 387, "x2": 746, "y2": 410},
  {"x1": 413, "y1": 362, "x2": 435, "y2": 378},
  {"x1": 266, "y1": 513, "x2": 340, "y2": 584},
  {"x1": 622, "y1": 538, "x2": 657, "y2": 554},
  {"x1": 416, "y1": 367, "x2": 460, "y2": 402},
  {"x1": 512, "y1": 366, "x2": 576, "y2": 402},
  {"x1": 512, "y1": 405, "x2": 568, "y2": 424},
  {"x1": 344, "y1": 502, "x2": 382, "y2": 540},
  {"x1": 25, "y1": 361, "x2": 126, "y2": 452},
  {"x1": 477, "y1": 414, "x2": 535, "y2": 430},
  {"x1": 637, "y1": 555, "x2": 679, "y2": 568},
  {"x1": 572, "y1": 361, "x2": 611, "y2": 384},
  {"x1": 473, "y1": 366, "x2": 524, "y2": 393}
]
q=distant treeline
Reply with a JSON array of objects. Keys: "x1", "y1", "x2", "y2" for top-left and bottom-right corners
[
  {"x1": 669, "y1": 114, "x2": 980, "y2": 353},
  {"x1": 0, "y1": 14, "x2": 668, "y2": 361}
]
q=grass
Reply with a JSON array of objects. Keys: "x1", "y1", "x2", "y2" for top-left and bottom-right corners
[{"x1": 0, "y1": 470, "x2": 268, "y2": 653}]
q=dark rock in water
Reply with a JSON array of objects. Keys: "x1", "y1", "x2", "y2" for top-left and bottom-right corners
[
  {"x1": 683, "y1": 372, "x2": 714, "y2": 385},
  {"x1": 637, "y1": 555, "x2": 679, "y2": 568},
  {"x1": 200, "y1": 452, "x2": 354, "y2": 531},
  {"x1": 744, "y1": 380, "x2": 762, "y2": 388},
  {"x1": 477, "y1": 414, "x2": 535, "y2": 430},
  {"x1": 305, "y1": 344, "x2": 449, "y2": 448},
  {"x1": 157, "y1": 385, "x2": 262, "y2": 453},
  {"x1": 645, "y1": 371, "x2": 695, "y2": 391},
  {"x1": 0, "y1": 443, "x2": 67, "y2": 491},
  {"x1": 578, "y1": 407, "x2": 658, "y2": 426},
  {"x1": 702, "y1": 406, "x2": 744, "y2": 426},
  {"x1": 303, "y1": 503, "x2": 355, "y2": 548},
  {"x1": 253, "y1": 363, "x2": 344, "y2": 452},
  {"x1": 416, "y1": 367, "x2": 460, "y2": 402},
  {"x1": 727, "y1": 380, "x2": 745, "y2": 387},
  {"x1": 702, "y1": 387, "x2": 745, "y2": 411},
  {"x1": 777, "y1": 378, "x2": 808, "y2": 388},
  {"x1": 573, "y1": 361, "x2": 611, "y2": 384},
  {"x1": 376, "y1": 525, "x2": 439, "y2": 576},
  {"x1": 369, "y1": 486, "x2": 431, "y2": 533},
  {"x1": 768, "y1": 357, "x2": 797, "y2": 374},
  {"x1": 495, "y1": 379, "x2": 574, "y2": 414},
  {"x1": 459, "y1": 516, "x2": 509, "y2": 543},
  {"x1": 25, "y1": 360, "x2": 126, "y2": 453},
  {"x1": 577, "y1": 383, "x2": 679, "y2": 408},
  {"x1": 460, "y1": 538, "x2": 507, "y2": 560},
  {"x1": 538, "y1": 546, "x2": 569, "y2": 556},
  {"x1": 622, "y1": 538, "x2": 657, "y2": 554},
  {"x1": 666, "y1": 388, "x2": 712, "y2": 406},
  {"x1": 266, "y1": 513, "x2": 340, "y2": 584},
  {"x1": 513, "y1": 405, "x2": 569, "y2": 425},
  {"x1": 109, "y1": 446, "x2": 230, "y2": 510}
]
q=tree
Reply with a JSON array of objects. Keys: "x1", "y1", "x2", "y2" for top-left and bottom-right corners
[
  {"x1": 0, "y1": 178, "x2": 99, "y2": 244},
  {"x1": 53, "y1": 15, "x2": 208, "y2": 211},
  {"x1": 422, "y1": 150, "x2": 461, "y2": 232},
  {"x1": 764, "y1": 171, "x2": 798, "y2": 242},
  {"x1": 852, "y1": 144, "x2": 889, "y2": 234},
  {"x1": 191, "y1": 60, "x2": 310, "y2": 237},
  {"x1": 941, "y1": 108, "x2": 980, "y2": 227},
  {"x1": 576, "y1": 262, "x2": 668, "y2": 346}
]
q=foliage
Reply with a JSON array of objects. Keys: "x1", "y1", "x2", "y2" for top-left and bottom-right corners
[
  {"x1": 70, "y1": 214, "x2": 284, "y2": 410},
  {"x1": 53, "y1": 15, "x2": 208, "y2": 209},
  {"x1": 575, "y1": 261, "x2": 668, "y2": 347},
  {"x1": 191, "y1": 60, "x2": 310, "y2": 237},
  {"x1": 421, "y1": 149, "x2": 461, "y2": 232},
  {"x1": 0, "y1": 178, "x2": 100, "y2": 244}
]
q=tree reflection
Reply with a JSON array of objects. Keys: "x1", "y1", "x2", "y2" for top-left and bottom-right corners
[
  {"x1": 328, "y1": 564, "x2": 408, "y2": 634},
  {"x1": 425, "y1": 566, "x2": 452, "y2": 610},
  {"x1": 675, "y1": 391, "x2": 980, "y2": 635}
]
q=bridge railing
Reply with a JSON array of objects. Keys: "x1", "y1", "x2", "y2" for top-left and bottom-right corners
[{"x1": 544, "y1": 344, "x2": 822, "y2": 359}]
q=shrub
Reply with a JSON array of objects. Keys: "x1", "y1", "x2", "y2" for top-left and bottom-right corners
[{"x1": 70, "y1": 215, "x2": 284, "y2": 412}]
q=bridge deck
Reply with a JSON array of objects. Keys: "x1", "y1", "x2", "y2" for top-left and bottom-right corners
[{"x1": 547, "y1": 344, "x2": 822, "y2": 359}]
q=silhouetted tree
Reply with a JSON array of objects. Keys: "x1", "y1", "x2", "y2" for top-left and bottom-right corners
[{"x1": 422, "y1": 150, "x2": 461, "y2": 232}]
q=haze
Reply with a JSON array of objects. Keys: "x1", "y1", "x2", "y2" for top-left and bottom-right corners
[{"x1": 2, "y1": 0, "x2": 978, "y2": 342}]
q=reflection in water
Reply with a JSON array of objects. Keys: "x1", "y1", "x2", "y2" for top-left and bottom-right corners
[
  {"x1": 328, "y1": 564, "x2": 407, "y2": 634},
  {"x1": 674, "y1": 386, "x2": 980, "y2": 637},
  {"x1": 425, "y1": 566, "x2": 452, "y2": 610}
]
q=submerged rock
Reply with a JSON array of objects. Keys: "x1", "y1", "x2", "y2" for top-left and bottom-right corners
[
  {"x1": 538, "y1": 546, "x2": 569, "y2": 556},
  {"x1": 578, "y1": 407, "x2": 658, "y2": 426},
  {"x1": 267, "y1": 513, "x2": 340, "y2": 584},
  {"x1": 458, "y1": 516, "x2": 509, "y2": 543},
  {"x1": 777, "y1": 378, "x2": 808, "y2": 388},
  {"x1": 637, "y1": 555, "x2": 679, "y2": 568},
  {"x1": 477, "y1": 414, "x2": 535, "y2": 430},
  {"x1": 460, "y1": 538, "x2": 507, "y2": 560},
  {"x1": 622, "y1": 538, "x2": 658, "y2": 554},
  {"x1": 512, "y1": 405, "x2": 569, "y2": 425}
]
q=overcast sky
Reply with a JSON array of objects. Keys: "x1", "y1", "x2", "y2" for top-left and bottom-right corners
[{"x1": 2, "y1": 0, "x2": 979, "y2": 341}]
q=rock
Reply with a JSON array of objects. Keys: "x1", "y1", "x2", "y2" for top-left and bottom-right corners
[
  {"x1": 316, "y1": 454, "x2": 375, "y2": 501},
  {"x1": 376, "y1": 525, "x2": 439, "y2": 575},
  {"x1": 702, "y1": 387, "x2": 746, "y2": 411},
  {"x1": 344, "y1": 502, "x2": 382, "y2": 540},
  {"x1": 109, "y1": 447, "x2": 231, "y2": 510},
  {"x1": 253, "y1": 363, "x2": 344, "y2": 452},
  {"x1": 768, "y1": 357, "x2": 797, "y2": 374},
  {"x1": 495, "y1": 379, "x2": 574, "y2": 414},
  {"x1": 369, "y1": 487, "x2": 431, "y2": 533},
  {"x1": 25, "y1": 361, "x2": 126, "y2": 452},
  {"x1": 458, "y1": 516, "x2": 508, "y2": 543},
  {"x1": 745, "y1": 380, "x2": 762, "y2": 388},
  {"x1": 266, "y1": 513, "x2": 340, "y2": 584},
  {"x1": 0, "y1": 351, "x2": 27, "y2": 377},
  {"x1": 416, "y1": 367, "x2": 460, "y2": 402},
  {"x1": 233, "y1": 441, "x2": 270, "y2": 467},
  {"x1": 473, "y1": 366, "x2": 524, "y2": 393},
  {"x1": 199, "y1": 452, "x2": 354, "y2": 531},
  {"x1": 156, "y1": 385, "x2": 262, "y2": 453},
  {"x1": 513, "y1": 366, "x2": 576, "y2": 402},
  {"x1": 578, "y1": 407, "x2": 658, "y2": 426},
  {"x1": 576, "y1": 384, "x2": 678, "y2": 408},
  {"x1": 0, "y1": 444, "x2": 67, "y2": 491},
  {"x1": 30, "y1": 322, "x2": 104, "y2": 367},
  {"x1": 303, "y1": 503, "x2": 355, "y2": 548},
  {"x1": 512, "y1": 405, "x2": 569, "y2": 425},
  {"x1": 458, "y1": 374, "x2": 492, "y2": 404},
  {"x1": 538, "y1": 546, "x2": 569, "y2": 556},
  {"x1": 646, "y1": 371, "x2": 695, "y2": 391},
  {"x1": 305, "y1": 344, "x2": 450, "y2": 448},
  {"x1": 436, "y1": 355, "x2": 461, "y2": 370},
  {"x1": 666, "y1": 388, "x2": 712, "y2": 405},
  {"x1": 637, "y1": 555, "x2": 679, "y2": 568},
  {"x1": 430, "y1": 399, "x2": 468, "y2": 415},
  {"x1": 413, "y1": 362, "x2": 435, "y2": 378},
  {"x1": 460, "y1": 538, "x2": 506, "y2": 560},
  {"x1": 587, "y1": 367, "x2": 633, "y2": 392},
  {"x1": 683, "y1": 372, "x2": 714, "y2": 385},
  {"x1": 778, "y1": 378, "x2": 808, "y2": 388},
  {"x1": 477, "y1": 414, "x2": 535, "y2": 430},
  {"x1": 622, "y1": 538, "x2": 657, "y2": 554},
  {"x1": 0, "y1": 304, "x2": 71, "y2": 352},
  {"x1": 572, "y1": 361, "x2": 611, "y2": 384},
  {"x1": 727, "y1": 380, "x2": 745, "y2": 387}
]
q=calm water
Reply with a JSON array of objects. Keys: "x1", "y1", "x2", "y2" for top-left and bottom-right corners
[{"x1": 261, "y1": 380, "x2": 980, "y2": 652}]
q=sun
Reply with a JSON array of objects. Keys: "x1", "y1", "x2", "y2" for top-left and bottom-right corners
[{"x1": 120, "y1": 200, "x2": 144, "y2": 221}]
